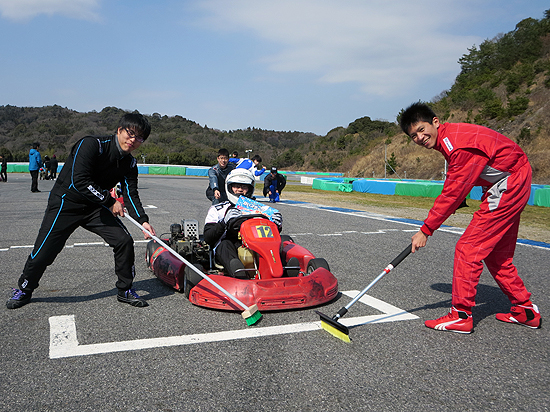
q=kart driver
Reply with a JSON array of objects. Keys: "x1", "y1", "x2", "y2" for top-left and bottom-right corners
[{"x1": 203, "y1": 169, "x2": 283, "y2": 278}]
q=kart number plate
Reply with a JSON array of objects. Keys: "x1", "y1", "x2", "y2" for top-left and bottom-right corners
[{"x1": 255, "y1": 225, "x2": 274, "y2": 238}]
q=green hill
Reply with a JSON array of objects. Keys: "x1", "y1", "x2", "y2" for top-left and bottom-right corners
[
  {"x1": 0, "y1": 105, "x2": 318, "y2": 169},
  {"x1": 320, "y1": 11, "x2": 550, "y2": 184}
]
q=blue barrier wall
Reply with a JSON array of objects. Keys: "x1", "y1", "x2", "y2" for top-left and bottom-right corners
[
  {"x1": 348, "y1": 178, "x2": 549, "y2": 207},
  {"x1": 5, "y1": 162, "x2": 547, "y2": 206}
]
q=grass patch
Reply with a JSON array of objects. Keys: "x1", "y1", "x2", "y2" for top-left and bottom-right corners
[{"x1": 268, "y1": 184, "x2": 550, "y2": 232}]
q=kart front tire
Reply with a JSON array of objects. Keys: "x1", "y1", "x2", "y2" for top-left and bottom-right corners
[
  {"x1": 306, "y1": 258, "x2": 330, "y2": 275},
  {"x1": 184, "y1": 264, "x2": 205, "y2": 298}
]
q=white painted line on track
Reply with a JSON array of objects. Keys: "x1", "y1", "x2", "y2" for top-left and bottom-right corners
[
  {"x1": 286, "y1": 201, "x2": 549, "y2": 249},
  {"x1": 73, "y1": 242, "x2": 105, "y2": 247},
  {"x1": 49, "y1": 290, "x2": 419, "y2": 359},
  {"x1": 2, "y1": 234, "x2": 153, "y2": 252},
  {"x1": 289, "y1": 229, "x2": 411, "y2": 237},
  {"x1": 338, "y1": 290, "x2": 419, "y2": 327}
]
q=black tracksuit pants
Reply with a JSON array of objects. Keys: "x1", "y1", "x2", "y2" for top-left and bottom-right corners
[
  {"x1": 30, "y1": 170, "x2": 39, "y2": 192},
  {"x1": 18, "y1": 193, "x2": 136, "y2": 293},
  {"x1": 215, "y1": 238, "x2": 242, "y2": 277}
]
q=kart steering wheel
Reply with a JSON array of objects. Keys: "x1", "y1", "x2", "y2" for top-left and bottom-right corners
[{"x1": 226, "y1": 214, "x2": 267, "y2": 235}]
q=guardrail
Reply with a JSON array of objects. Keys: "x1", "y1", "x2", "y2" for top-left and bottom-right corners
[
  {"x1": 7, "y1": 163, "x2": 546, "y2": 207},
  {"x1": 307, "y1": 177, "x2": 550, "y2": 208},
  {"x1": 5, "y1": 162, "x2": 343, "y2": 179}
]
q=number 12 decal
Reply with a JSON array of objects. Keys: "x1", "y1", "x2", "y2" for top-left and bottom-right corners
[{"x1": 255, "y1": 225, "x2": 274, "y2": 238}]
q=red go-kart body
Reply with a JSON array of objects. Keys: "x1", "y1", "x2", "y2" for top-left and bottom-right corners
[{"x1": 146, "y1": 217, "x2": 338, "y2": 311}]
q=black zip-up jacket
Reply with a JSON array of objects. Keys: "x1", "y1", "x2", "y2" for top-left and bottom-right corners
[{"x1": 51, "y1": 135, "x2": 149, "y2": 224}]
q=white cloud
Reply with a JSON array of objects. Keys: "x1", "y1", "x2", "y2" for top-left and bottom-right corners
[
  {"x1": 196, "y1": 0, "x2": 481, "y2": 97},
  {"x1": 0, "y1": 0, "x2": 100, "y2": 22}
]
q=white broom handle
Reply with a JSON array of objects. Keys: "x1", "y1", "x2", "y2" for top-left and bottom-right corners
[{"x1": 124, "y1": 214, "x2": 250, "y2": 311}]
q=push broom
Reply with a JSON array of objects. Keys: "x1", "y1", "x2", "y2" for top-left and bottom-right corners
[
  {"x1": 124, "y1": 214, "x2": 262, "y2": 326},
  {"x1": 316, "y1": 243, "x2": 412, "y2": 342}
]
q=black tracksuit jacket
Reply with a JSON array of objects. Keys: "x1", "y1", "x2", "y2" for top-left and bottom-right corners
[
  {"x1": 18, "y1": 135, "x2": 148, "y2": 293},
  {"x1": 52, "y1": 135, "x2": 149, "y2": 223}
]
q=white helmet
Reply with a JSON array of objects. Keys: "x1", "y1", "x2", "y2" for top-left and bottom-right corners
[{"x1": 225, "y1": 168, "x2": 255, "y2": 204}]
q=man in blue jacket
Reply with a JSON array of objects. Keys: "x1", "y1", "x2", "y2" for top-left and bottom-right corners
[
  {"x1": 29, "y1": 142, "x2": 42, "y2": 192},
  {"x1": 229, "y1": 154, "x2": 266, "y2": 177},
  {"x1": 7, "y1": 113, "x2": 156, "y2": 309}
]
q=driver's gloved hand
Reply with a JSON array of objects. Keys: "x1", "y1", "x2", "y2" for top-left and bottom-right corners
[
  {"x1": 224, "y1": 207, "x2": 243, "y2": 225},
  {"x1": 271, "y1": 211, "x2": 283, "y2": 229}
]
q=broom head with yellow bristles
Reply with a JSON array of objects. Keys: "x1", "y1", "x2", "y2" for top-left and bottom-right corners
[{"x1": 316, "y1": 311, "x2": 350, "y2": 343}]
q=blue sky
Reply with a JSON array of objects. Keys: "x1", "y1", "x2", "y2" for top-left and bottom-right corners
[{"x1": 0, "y1": 1, "x2": 548, "y2": 135}]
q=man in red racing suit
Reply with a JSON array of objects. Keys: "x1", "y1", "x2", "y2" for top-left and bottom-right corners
[{"x1": 401, "y1": 102, "x2": 541, "y2": 334}]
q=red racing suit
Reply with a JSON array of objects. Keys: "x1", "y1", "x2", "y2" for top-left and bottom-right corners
[{"x1": 421, "y1": 123, "x2": 532, "y2": 310}]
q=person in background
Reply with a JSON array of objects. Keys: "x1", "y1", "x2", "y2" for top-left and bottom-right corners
[
  {"x1": 43, "y1": 155, "x2": 51, "y2": 180},
  {"x1": 400, "y1": 102, "x2": 541, "y2": 334},
  {"x1": 229, "y1": 154, "x2": 266, "y2": 177},
  {"x1": 29, "y1": 142, "x2": 41, "y2": 192},
  {"x1": 7, "y1": 113, "x2": 156, "y2": 310},
  {"x1": 50, "y1": 154, "x2": 58, "y2": 180},
  {"x1": 206, "y1": 148, "x2": 236, "y2": 204},
  {"x1": 231, "y1": 151, "x2": 239, "y2": 159},
  {"x1": 263, "y1": 167, "x2": 286, "y2": 203},
  {"x1": 0, "y1": 154, "x2": 7, "y2": 182}
]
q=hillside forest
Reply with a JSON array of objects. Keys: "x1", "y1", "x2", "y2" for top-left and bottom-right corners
[{"x1": 0, "y1": 10, "x2": 549, "y2": 184}]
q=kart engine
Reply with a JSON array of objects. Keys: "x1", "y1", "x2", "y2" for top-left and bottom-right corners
[{"x1": 167, "y1": 219, "x2": 210, "y2": 267}]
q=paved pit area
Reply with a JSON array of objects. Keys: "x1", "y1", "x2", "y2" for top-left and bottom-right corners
[{"x1": 1, "y1": 174, "x2": 548, "y2": 411}]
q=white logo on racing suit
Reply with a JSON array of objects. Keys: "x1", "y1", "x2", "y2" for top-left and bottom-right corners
[
  {"x1": 87, "y1": 185, "x2": 105, "y2": 200},
  {"x1": 443, "y1": 137, "x2": 454, "y2": 152}
]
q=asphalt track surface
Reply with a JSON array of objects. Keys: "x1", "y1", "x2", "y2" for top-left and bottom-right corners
[{"x1": 1, "y1": 174, "x2": 548, "y2": 412}]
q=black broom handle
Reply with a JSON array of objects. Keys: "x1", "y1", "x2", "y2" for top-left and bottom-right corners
[{"x1": 335, "y1": 244, "x2": 412, "y2": 319}]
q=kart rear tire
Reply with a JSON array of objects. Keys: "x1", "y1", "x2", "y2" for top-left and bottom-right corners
[
  {"x1": 306, "y1": 258, "x2": 330, "y2": 275},
  {"x1": 184, "y1": 264, "x2": 205, "y2": 298},
  {"x1": 145, "y1": 241, "x2": 158, "y2": 271},
  {"x1": 280, "y1": 235, "x2": 294, "y2": 243}
]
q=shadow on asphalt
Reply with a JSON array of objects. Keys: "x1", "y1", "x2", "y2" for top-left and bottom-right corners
[
  {"x1": 31, "y1": 278, "x2": 174, "y2": 304},
  {"x1": 404, "y1": 282, "x2": 514, "y2": 327}
]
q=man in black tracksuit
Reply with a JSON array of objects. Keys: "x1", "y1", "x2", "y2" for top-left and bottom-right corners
[{"x1": 7, "y1": 113, "x2": 156, "y2": 309}]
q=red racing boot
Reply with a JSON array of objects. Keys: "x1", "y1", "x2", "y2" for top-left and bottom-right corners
[
  {"x1": 425, "y1": 306, "x2": 473, "y2": 334},
  {"x1": 496, "y1": 303, "x2": 541, "y2": 329}
]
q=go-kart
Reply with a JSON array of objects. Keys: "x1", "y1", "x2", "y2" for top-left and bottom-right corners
[{"x1": 145, "y1": 216, "x2": 339, "y2": 311}]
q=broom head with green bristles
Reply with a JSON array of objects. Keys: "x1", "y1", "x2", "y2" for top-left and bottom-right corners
[{"x1": 242, "y1": 304, "x2": 262, "y2": 326}]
